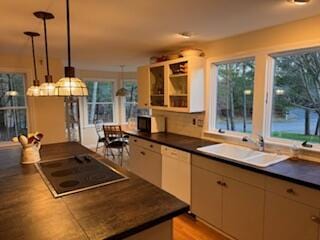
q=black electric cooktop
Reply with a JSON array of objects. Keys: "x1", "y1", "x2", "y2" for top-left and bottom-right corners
[{"x1": 35, "y1": 155, "x2": 128, "y2": 198}]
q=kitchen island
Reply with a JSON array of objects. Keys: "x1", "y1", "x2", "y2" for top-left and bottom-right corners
[{"x1": 0, "y1": 142, "x2": 189, "y2": 240}]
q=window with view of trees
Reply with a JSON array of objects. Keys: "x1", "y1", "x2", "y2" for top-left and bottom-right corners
[
  {"x1": 124, "y1": 80, "x2": 138, "y2": 122},
  {"x1": 271, "y1": 49, "x2": 320, "y2": 143},
  {"x1": 124, "y1": 80, "x2": 150, "y2": 122},
  {"x1": 86, "y1": 80, "x2": 114, "y2": 125},
  {"x1": 0, "y1": 73, "x2": 27, "y2": 142},
  {"x1": 214, "y1": 59, "x2": 255, "y2": 133}
]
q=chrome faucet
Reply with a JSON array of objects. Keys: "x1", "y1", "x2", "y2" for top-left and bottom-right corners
[{"x1": 242, "y1": 134, "x2": 264, "y2": 152}]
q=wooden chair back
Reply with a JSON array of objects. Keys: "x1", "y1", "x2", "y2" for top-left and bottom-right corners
[{"x1": 103, "y1": 125, "x2": 123, "y2": 142}]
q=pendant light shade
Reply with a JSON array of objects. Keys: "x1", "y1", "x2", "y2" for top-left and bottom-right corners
[
  {"x1": 34, "y1": 11, "x2": 56, "y2": 96},
  {"x1": 55, "y1": 0, "x2": 88, "y2": 96},
  {"x1": 25, "y1": 31, "x2": 41, "y2": 97}
]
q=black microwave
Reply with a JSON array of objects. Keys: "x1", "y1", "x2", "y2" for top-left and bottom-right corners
[{"x1": 137, "y1": 115, "x2": 165, "y2": 133}]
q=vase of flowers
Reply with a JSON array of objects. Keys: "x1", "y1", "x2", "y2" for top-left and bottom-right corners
[{"x1": 12, "y1": 132, "x2": 44, "y2": 164}]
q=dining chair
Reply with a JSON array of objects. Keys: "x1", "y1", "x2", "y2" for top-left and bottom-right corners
[
  {"x1": 103, "y1": 125, "x2": 129, "y2": 166},
  {"x1": 94, "y1": 119, "x2": 106, "y2": 154}
]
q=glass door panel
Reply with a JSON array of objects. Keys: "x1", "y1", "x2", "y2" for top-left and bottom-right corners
[{"x1": 150, "y1": 66, "x2": 165, "y2": 107}]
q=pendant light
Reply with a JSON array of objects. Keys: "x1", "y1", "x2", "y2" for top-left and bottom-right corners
[
  {"x1": 116, "y1": 65, "x2": 129, "y2": 97},
  {"x1": 34, "y1": 11, "x2": 56, "y2": 96},
  {"x1": 55, "y1": 0, "x2": 88, "y2": 96},
  {"x1": 25, "y1": 31, "x2": 41, "y2": 96}
]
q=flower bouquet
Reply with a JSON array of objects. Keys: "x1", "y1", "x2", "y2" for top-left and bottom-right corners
[{"x1": 12, "y1": 132, "x2": 44, "y2": 164}]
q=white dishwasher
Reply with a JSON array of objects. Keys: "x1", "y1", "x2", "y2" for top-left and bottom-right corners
[{"x1": 161, "y1": 145, "x2": 191, "y2": 204}]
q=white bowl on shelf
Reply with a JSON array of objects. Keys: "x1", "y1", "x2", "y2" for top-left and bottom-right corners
[{"x1": 180, "y1": 49, "x2": 203, "y2": 57}]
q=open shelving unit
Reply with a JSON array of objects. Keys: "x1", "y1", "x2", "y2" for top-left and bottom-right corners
[{"x1": 137, "y1": 56, "x2": 205, "y2": 113}]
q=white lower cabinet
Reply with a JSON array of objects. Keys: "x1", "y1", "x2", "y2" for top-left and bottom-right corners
[
  {"x1": 264, "y1": 192, "x2": 320, "y2": 240},
  {"x1": 129, "y1": 143, "x2": 162, "y2": 187},
  {"x1": 191, "y1": 165, "x2": 223, "y2": 228},
  {"x1": 191, "y1": 164, "x2": 264, "y2": 240},
  {"x1": 222, "y1": 177, "x2": 264, "y2": 240},
  {"x1": 191, "y1": 154, "x2": 320, "y2": 240}
]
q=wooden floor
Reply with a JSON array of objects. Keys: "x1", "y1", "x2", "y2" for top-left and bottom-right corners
[
  {"x1": 173, "y1": 214, "x2": 229, "y2": 240},
  {"x1": 95, "y1": 148, "x2": 229, "y2": 240}
]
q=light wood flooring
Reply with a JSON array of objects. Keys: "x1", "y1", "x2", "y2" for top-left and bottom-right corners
[
  {"x1": 174, "y1": 214, "x2": 229, "y2": 240},
  {"x1": 94, "y1": 147, "x2": 229, "y2": 240}
]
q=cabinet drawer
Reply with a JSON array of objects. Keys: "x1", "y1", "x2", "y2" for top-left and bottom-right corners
[
  {"x1": 192, "y1": 154, "x2": 225, "y2": 175},
  {"x1": 192, "y1": 154, "x2": 265, "y2": 189},
  {"x1": 266, "y1": 176, "x2": 320, "y2": 208},
  {"x1": 129, "y1": 136, "x2": 161, "y2": 153}
]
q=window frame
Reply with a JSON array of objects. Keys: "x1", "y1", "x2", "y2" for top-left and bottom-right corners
[
  {"x1": 264, "y1": 47, "x2": 320, "y2": 149},
  {"x1": 83, "y1": 78, "x2": 118, "y2": 127},
  {"x1": 0, "y1": 70, "x2": 29, "y2": 145},
  {"x1": 123, "y1": 79, "x2": 138, "y2": 123},
  {"x1": 207, "y1": 56, "x2": 256, "y2": 138}
]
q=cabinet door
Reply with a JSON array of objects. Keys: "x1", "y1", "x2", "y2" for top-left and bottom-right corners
[
  {"x1": 191, "y1": 165, "x2": 223, "y2": 228},
  {"x1": 222, "y1": 177, "x2": 264, "y2": 240},
  {"x1": 137, "y1": 66, "x2": 149, "y2": 108},
  {"x1": 129, "y1": 145, "x2": 162, "y2": 187},
  {"x1": 264, "y1": 192, "x2": 319, "y2": 240}
]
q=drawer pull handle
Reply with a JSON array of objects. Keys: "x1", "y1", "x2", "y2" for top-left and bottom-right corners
[
  {"x1": 216, "y1": 181, "x2": 222, "y2": 185},
  {"x1": 286, "y1": 188, "x2": 295, "y2": 195},
  {"x1": 311, "y1": 216, "x2": 320, "y2": 224},
  {"x1": 140, "y1": 151, "x2": 146, "y2": 156},
  {"x1": 150, "y1": 144, "x2": 153, "y2": 148},
  {"x1": 134, "y1": 139, "x2": 137, "y2": 142}
]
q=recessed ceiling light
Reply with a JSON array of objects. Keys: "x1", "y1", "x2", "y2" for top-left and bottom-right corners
[
  {"x1": 178, "y1": 32, "x2": 192, "y2": 39},
  {"x1": 287, "y1": 0, "x2": 311, "y2": 5}
]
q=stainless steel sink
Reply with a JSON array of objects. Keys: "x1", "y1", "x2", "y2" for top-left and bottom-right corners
[{"x1": 197, "y1": 143, "x2": 289, "y2": 167}]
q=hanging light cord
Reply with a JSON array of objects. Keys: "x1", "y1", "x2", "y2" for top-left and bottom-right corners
[
  {"x1": 43, "y1": 17, "x2": 50, "y2": 77},
  {"x1": 31, "y1": 36, "x2": 38, "y2": 82},
  {"x1": 66, "y1": 0, "x2": 71, "y2": 68}
]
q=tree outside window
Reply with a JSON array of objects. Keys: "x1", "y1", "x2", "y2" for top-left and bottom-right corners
[
  {"x1": 215, "y1": 59, "x2": 255, "y2": 133},
  {"x1": 271, "y1": 49, "x2": 320, "y2": 143}
]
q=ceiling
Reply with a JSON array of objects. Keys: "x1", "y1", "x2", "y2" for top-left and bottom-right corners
[{"x1": 0, "y1": 0, "x2": 319, "y2": 71}]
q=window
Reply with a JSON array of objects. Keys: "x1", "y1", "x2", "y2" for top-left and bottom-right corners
[
  {"x1": 0, "y1": 72, "x2": 27, "y2": 142},
  {"x1": 86, "y1": 80, "x2": 114, "y2": 125},
  {"x1": 124, "y1": 80, "x2": 138, "y2": 122},
  {"x1": 270, "y1": 48, "x2": 320, "y2": 143},
  {"x1": 214, "y1": 58, "x2": 255, "y2": 133},
  {"x1": 123, "y1": 79, "x2": 150, "y2": 122}
]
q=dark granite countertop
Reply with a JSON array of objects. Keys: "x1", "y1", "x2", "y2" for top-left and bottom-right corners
[
  {"x1": 0, "y1": 142, "x2": 188, "y2": 240},
  {"x1": 126, "y1": 131, "x2": 320, "y2": 191}
]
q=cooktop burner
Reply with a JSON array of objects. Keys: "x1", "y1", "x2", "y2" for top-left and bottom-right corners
[{"x1": 35, "y1": 155, "x2": 128, "y2": 198}]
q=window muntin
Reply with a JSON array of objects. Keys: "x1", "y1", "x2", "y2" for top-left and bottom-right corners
[
  {"x1": 270, "y1": 48, "x2": 320, "y2": 143},
  {"x1": 0, "y1": 72, "x2": 27, "y2": 142},
  {"x1": 86, "y1": 80, "x2": 114, "y2": 125},
  {"x1": 214, "y1": 58, "x2": 255, "y2": 134}
]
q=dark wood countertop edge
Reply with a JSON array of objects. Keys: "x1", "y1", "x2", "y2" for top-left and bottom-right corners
[
  {"x1": 105, "y1": 206, "x2": 189, "y2": 240},
  {"x1": 125, "y1": 132, "x2": 320, "y2": 191}
]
